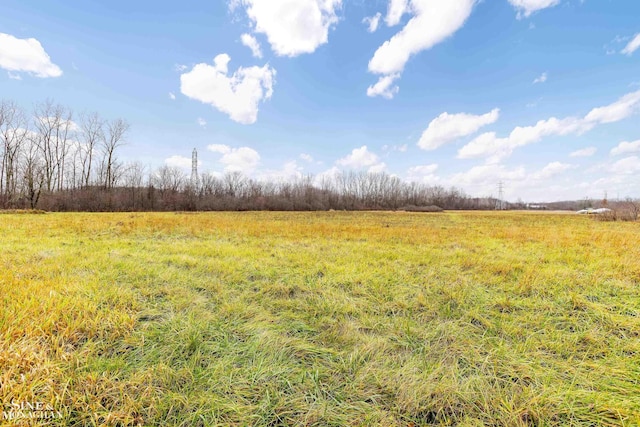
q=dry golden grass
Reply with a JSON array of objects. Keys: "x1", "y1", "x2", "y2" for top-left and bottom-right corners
[{"x1": 1, "y1": 211, "x2": 639, "y2": 426}]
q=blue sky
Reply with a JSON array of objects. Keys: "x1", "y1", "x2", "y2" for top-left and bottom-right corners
[{"x1": 1, "y1": 0, "x2": 639, "y2": 201}]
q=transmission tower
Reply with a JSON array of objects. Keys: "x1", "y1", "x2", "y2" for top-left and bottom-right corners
[
  {"x1": 496, "y1": 181, "x2": 505, "y2": 210},
  {"x1": 191, "y1": 148, "x2": 198, "y2": 188}
]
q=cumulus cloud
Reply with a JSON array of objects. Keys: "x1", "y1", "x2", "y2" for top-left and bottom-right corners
[
  {"x1": 418, "y1": 108, "x2": 499, "y2": 150},
  {"x1": 241, "y1": 33, "x2": 263, "y2": 58},
  {"x1": 570, "y1": 147, "x2": 596, "y2": 157},
  {"x1": 236, "y1": 0, "x2": 341, "y2": 57},
  {"x1": 368, "y1": 162, "x2": 387, "y2": 173},
  {"x1": 336, "y1": 145, "x2": 380, "y2": 169},
  {"x1": 507, "y1": 0, "x2": 560, "y2": 19},
  {"x1": 406, "y1": 164, "x2": 439, "y2": 183},
  {"x1": 0, "y1": 33, "x2": 62, "y2": 78},
  {"x1": 165, "y1": 155, "x2": 193, "y2": 169},
  {"x1": 382, "y1": 144, "x2": 408, "y2": 153},
  {"x1": 367, "y1": 0, "x2": 476, "y2": 98},
  {"x1": 458, "y1": 90, "x2": 640, "y2": 162},
  {"x1": 385, "y1": 0, "x2": 409, "y2": 26},
  {"x1": 621, "y1": 33, "x2": 640, "y2": 56},
  {"x1": 207, "y1": 144, "x2": 260, "y2": 173},
  {"x1": 180, "y1": 53, "x2": 275, "y2": 124},
  {"x1": 300, "y1": 153, "x2": 314, "y2": 162},
  {"x1": 610, "y1": 156, "x2": 640, "y2": 175},
  {"x1": 314, "y1": 166, "x2": 341, "y2": 186},
  {"x1": 257, "y1": 160, "x2": 304, "y2": 182},
  {"x1": 363, "y1": 12, "x2": 382, "y2": 33},
  {"x1": 530, "y1": 161, "x2": 573, "y2": 180},
  {"x1": 407, "y1": 164, "x2": 438, "y2": 175},
  {"x1": 450, "y1": 164, "x2": 527, "y2": 188},
  {"x1": 458, "y1": 117, "x2": 585, "y2": 163},
  {"x1": 207, "y1": 144, "x2": 232, "y2": 154},
  {"x1": 533, "y1": 72, "x2": 547, "y2": 84},
  {"x1": 37, "y1": 116, "x2": 80, "y2": 132},
  {"x1": 611, "y1": 140, "x2": 640, "y2": 156},
  {"x1": 366, "y1": 74, "x2": 400, "y2": 99}
]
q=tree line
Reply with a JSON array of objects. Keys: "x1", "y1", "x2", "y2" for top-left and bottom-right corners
[{"x1": 0, "y1": 99, "x2": 501, "y2": 212}]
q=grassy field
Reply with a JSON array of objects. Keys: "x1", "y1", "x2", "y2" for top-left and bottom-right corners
[{"x1": 1, "y1": 211, "x2": 639, "y2": 426}]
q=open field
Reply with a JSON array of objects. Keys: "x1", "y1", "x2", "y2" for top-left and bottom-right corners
[{"x1": 1, "y1": 211, "x2": 639, "y2": 426}]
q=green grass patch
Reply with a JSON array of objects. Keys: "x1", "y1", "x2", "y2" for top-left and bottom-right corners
[{"x1": 1, "y1": 211, "x2": 639, "y2": 426}]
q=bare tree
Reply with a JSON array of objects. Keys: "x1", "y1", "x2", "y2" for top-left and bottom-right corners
[
  {"x1": 78, "y1": 111, "x2": 105, "y2": 188},
  {"x1": 21, "y1": 135, "x2": 45, "y2": 208},
  {"x1": 123, "y1": 161, "x2": 146, "y2": 209},
  {"x1": 223, "y1": 171, "x2": 248, "y2": 198},
  {"x1": 32, "y1": 100, "x2": 74, "y2": 192},
  {"x1": 153, "y1": 165, "x2": 186, "y2": 194},
  {"x1": 101, "y1": 118, "x2": 129, "y2": 190},
  {"x1": 0, "y1": 101, "x2": 29, "y2": 207}
]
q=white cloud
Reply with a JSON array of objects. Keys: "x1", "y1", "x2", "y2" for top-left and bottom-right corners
[
  {"x1": 237, "y1": 0, "x2": 341, "y2": 57},
  {"x1": 530, "y1": 161, "x2": 573, "y2": 180},
  {"x1": 314, "y1": 166, "x2": 341, "y2": 186},
  {"x1": 169, "y1": 92, "x2": 176, "y2": 100},
  {"x1": 610, "y1": 156, "x2": 640, "y2": 175},
  {"x1": 533, "y1": 72, "x2": 547, "y2": 84},
  {"x1": 258, "y1": 160, "x2": 304, "y2": 182},
  {"x1": 367, "y1": 0, "x2": 476, "y2": 98},
  {"x1": 383, "y1": 144, "x2": 408, "y2": 153},
  {"x1": 197, "y1": 117, "x2": 207, "y2": 127},
  {"x1": 0, "y1": 33, "x2": 62, "y2": 78},
  {"x1": 222, "y1": 147, "x2": 260, "y2": 173},
  {"x1": 241, "y1": 33, "x2": 263, "y2": 58},
  {"x1": 407, "y1": 163, "x2": 438, "y2": 175},
  {"x1": 366, "y1": 74, "x2": 400, "y2": 99},
  {"x1": 458, "y1": 132, "x2": 508, "y2": 163},
  {"x1": 570, "y1": 147, "x2": 596, "y2": 157},
  {"x1": 406, "y1": 164, "x2": 439, "y2": 183},
  {"x1": 165, "y1": 155, "x2": 193, "y2": 169},
  {"x1": 368, "y1": 162, "x2": 387, "y2": 173},
  {"x1": 385, "y1": 0, "x2": 409, "y2": 26},
  {"x1": 363, "y1": 12, "x2": 382, "y2": 33},
  {"x1": 418, "y1": 108, "x2": 499, "y2": 150},
  {"x1": 458, "y1": 117, "x2": 585, "y2": 163},
  {"x1": 8, "y1": 72, "x2": 22, "y2": 80},
  {"x1": 450, "y1": 164, "x2": 527, "y2": 187},
  {"x1": 336, "y1": 145, "x2": 380, "y2": 169},
  {"x1": 207, "y1": 144, "x2": 232, "y2": 154},
  {"x1": 208, "y1": 144, "x2": 260, "y2": 173},
  {"x1": 300, "y1": 153, "x2": 314, "y2": 162},
  {"x1": 174, "y1": 64, "x2": 188, "y2": 72},
  {"x1": 583, "y1": 90, "x2": 640, "y2": 124},
  {"x1": 458, "y1": 90, "x2": 640, "y2": 162},
  {"x1": 180, "y1": 53, "x2": 275, "y2": 124},
  {"x1": 611, "y1": 140, "x2": 640, "y2": 156},
  {"x1": 38, "y1": 116, "x2": 80, "y2": 132},
  {"x1": 507, "y1": 0, "x2": 560, "y2": 19},
  {"x1": 621, "y1": 33, "x2": 640, "y2": 56}
]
